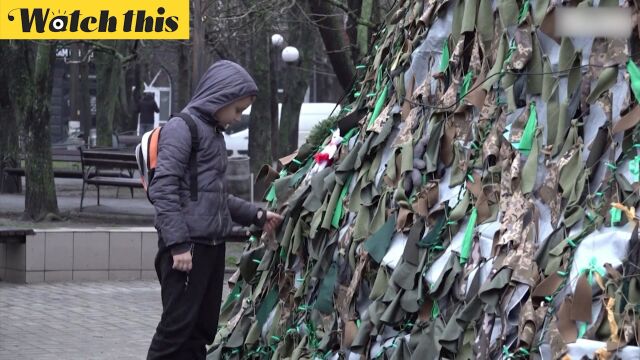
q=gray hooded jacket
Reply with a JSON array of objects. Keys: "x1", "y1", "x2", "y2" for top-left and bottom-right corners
[{"x1": 149, "y1": 60, "x2": 261, "y2": 252}]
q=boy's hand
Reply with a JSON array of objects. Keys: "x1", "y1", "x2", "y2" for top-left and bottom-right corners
[
  {"x1": 263, "y1": 211, "x2": 283, "y2": 235},
  {"x1": 172, "y1": 252, "x2": 192, "y2": 272}
]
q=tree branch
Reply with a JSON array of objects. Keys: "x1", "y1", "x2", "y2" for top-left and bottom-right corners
[
  {"x1": 325, "y1": 0, "x2": 377, "y2": 28},
  {"x1": 307, "y1": 0, "x2": 355, "y2": 91}
]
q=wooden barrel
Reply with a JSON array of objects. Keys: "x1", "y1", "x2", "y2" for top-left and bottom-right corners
[{"x1": 226, "y1": 155, "x2": 251, "y2": 201}]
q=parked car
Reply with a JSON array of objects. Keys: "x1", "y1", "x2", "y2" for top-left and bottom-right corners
[{"x1": 224, "y1": 102, "x2": 340, "y2": 157}]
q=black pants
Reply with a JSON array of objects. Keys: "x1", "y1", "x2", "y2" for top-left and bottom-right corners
[{"x1": 147, "y1": 242, "x2": 226, "y2": 360}]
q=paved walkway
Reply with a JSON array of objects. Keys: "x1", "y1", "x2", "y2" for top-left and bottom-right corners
[{"x1": 0, "y1": 279, "x2": 230, "y2": 359}]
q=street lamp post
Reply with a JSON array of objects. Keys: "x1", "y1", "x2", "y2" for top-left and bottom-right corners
[
  {"x1": 269, "y1": 34, "x2": 300, "y2": 160},
  {"x1": 269, "y1": 34, "x2": 282, "y2": 162}
]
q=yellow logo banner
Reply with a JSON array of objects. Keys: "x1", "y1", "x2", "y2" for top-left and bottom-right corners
[{"x1": 0, "y1": 0, "x2": 189, "y2": 39}]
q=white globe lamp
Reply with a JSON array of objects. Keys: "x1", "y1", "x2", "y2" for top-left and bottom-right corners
[
  {"x1": 281, "y1": 46, "x2": 300, "y2": 63},
  {"x1": 271, "y1": 34, "x2": 284, "y2": 47}
]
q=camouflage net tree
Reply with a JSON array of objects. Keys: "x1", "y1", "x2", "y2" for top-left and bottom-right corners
[{"x1": 209, "y1": 1, "x2": 640, "y2": 359}]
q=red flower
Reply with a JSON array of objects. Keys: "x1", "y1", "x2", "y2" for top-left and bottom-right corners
[{"x1": 314, "y1": 152, "x2": 331, "y2": 164}]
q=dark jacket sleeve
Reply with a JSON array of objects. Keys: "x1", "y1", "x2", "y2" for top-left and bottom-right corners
[
  {"x1": 148, "y1": 119, "x2": 191, "y2": 249},
  {"x1": 154, "y1": 101, "x2": 160, "y2": 113},
  {"x1": 227, "y1": 195, "x2": 261, "y2": 227}
]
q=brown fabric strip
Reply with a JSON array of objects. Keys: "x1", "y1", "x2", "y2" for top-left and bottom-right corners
[
  {"x1": 612, "y1": 105, "x2": 640, "y2": 134},
  {"x1": 572, "y1": 274, "x2": 593, "y2": 322}
]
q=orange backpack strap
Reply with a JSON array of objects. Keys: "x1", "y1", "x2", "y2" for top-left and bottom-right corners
[{"x1": 148, "y1": 128, "x2": 161, "y2": 171}]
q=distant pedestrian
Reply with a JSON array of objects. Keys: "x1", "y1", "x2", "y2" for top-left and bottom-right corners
[
  {"x1": 138, "y1": 92, "x2": 159, "y2": 134},
  {"x1": 146, "y1": 60, "x2": 283, "y2": 360}
]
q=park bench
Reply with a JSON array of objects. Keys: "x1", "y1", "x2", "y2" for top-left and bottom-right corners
[
  {"x1": 114, "y1": 131, "x2": 142, "y2": 149},
  {"x1": 3, "y1": 147, "x2": 84, "y2": 181},
  {"x1": 79, "y1": 148, "x2": 143, "y2": 210}
]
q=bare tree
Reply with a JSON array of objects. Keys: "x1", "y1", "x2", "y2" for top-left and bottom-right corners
[
  {"x1": 7, "y1": 41, "x2": 59, "y2": 220},
  {"x1": 0, "y1": 42, "x2": 21, "y2": 193},
  {"x1": 93, "y1": 41, "x2": 138, "y2": 146}
]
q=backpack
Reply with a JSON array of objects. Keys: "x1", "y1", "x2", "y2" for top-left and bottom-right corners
[{"x1": 135, "y1": 113, "x2": 200, "y2": 203}]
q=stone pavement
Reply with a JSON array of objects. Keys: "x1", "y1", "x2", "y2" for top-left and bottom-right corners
[{"x1": 0, "y1": 279, "x2": 230, "y2": 359}]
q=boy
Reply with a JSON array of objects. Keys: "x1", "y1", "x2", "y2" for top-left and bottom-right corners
[{"x1": 147, "y1": 60, "x2": 282, "y2": 359}]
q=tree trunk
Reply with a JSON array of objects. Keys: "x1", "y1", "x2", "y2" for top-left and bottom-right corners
[
  {"x1": 309, "y1": 0, "x2": 356, "y2": 91},
  {"x1": 79, "y1": 44, "x2": 91, "y2": 145},
  {"x1": 346, "y1": 0, "x2": 363, "y2": 64},
  {"x1": 95, "y1": 41, "x2": 122, "y2": 147},
  {"x1": 357, "y1": 0, "x2": 374, "y2": 58},
  {"x1": 279, "y1": 1, "x2": 315, "y2": 157},
  {"x1": 22, "y1": 42, "x2": 59, "y2": 220},
  {"x1": 0, "y1": 43, "x2": 21, "y2": 193},
  {"x1": 191, "y1": 0, "x2": 207, "y2": 91},
  {"x1": 178, "y1": 42, "x2": 191, "y2": 110},
  {"x1": 249, "y1": 31, "x2": 272, "y2": 179},
  {"x1": 117, "y1": 42, "x2": 139, "y2": 133},
  {"x1": 131, "y1": 59, "x2": 143, "y2": 130}
]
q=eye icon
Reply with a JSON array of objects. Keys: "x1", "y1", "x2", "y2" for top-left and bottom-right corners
[{"x1": 52, "y1": 18, "x2": 65, "y2": 30}]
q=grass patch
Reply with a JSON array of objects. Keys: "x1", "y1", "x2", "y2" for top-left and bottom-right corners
[
  {"x1": 226, "y1": 256, "x2": 238, "y2": 267},
  {"x1": 19, "y1": 160, "x2": 80, "y2": 170}
]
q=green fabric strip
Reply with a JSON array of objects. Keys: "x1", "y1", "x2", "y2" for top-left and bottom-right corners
[
  {"x1": 315, "y1": 262, "x2": 338, "y2": 314},
  {"x1": 370, "y1": 265, "x2": 389, "y2": 301},
  {"x1": 532, "y1": 0, "x2": 550, "y2": 26},
  {"x1": 331, "y1": 174, "x2": 353, "y2": 228},
  {"x1": 418, "y1": 214, "x2": 446, "y2": 248},
  {"x1": 477, "y1": 0, "x2": 494, "y2": 46},
  {"x1": 587, "y1": 67, "x2": 618, "y2": 104},
  {"x1": 527, "y1": 33, "x2": 543, "y2": 94},
  {"x1": 567, "y1": 56, "x2": 582, "y2": 97},
  {"x1": 368, "y1": 84, "x2": 389, "y2": 128},
  {"x1": 459, "y1": 71, "x2": 473, "y2": 99},
  {"x1": 353, "y1": 205, "x2": 371, "y2": 241},
  {"x1": 342, "y1": 127, "x2": 360, "y2": 144},
  {"x1": 482, "y1": 34, "x2": 507, "y2": 91},
  {"x1": 518, "y1": 102, "x2": 538, "y2": 154},
  {"x1": 451, "y1": 0, "x2": 464, "y2": 46},
  {"x1": 220, "y1": 280, "x2": 244, "y2": 323},
  {"x1": 517, "y1": 0, "x2": 530, "y2": 24},
  {"x1": 364, "y1": 213, "x2": 397, "y2": 263},
  {"x1": 440, "y1": 39, "x2": 450, "y2": 73},
  {"x1": 552, "y1": 101, "x2": 570, "y2": 158},
  {"x1": 425, "y1": 117, "x2": 444, "y2": 174},
  {"x1": 558, "y1": 149, "x2": 581, "y2": 201},
  {"x1": 401, "y1": 141, "x2": 414, "y2": 174},
  {"x1": 498, "y1": 0, "x2": 520, "y2": 28},
  {"x1": 541, "y1": 57, "x2": 556, "y2": 102},
  {"x1": 256, "y1": 286, "x2": 279, "y2": 326},
  {"x1": 461, "y1": 0, "x2": 479, "y2": 34},
  {"x1": 449, "y1": 191, "x2": 470, "y2": 222},
  {"x1": 265, "y1": 184, "x2": 276, "y2": 202},
  {"x1": 558, "y1": 37, "x2": 576, "y2": 72},
  {"x1": 521, "y1": 130, "x2": 539, "y2": 194},
  {"x1": 460, "y1": 207, "x2": 477, "y2": 264},
  {"x1": 289, "y1": 159, "x2": 313, "y2": 188},
  {"x1": 628, "y1": 59, "x2": 640, "y2": 104},
  {"x1": 545, "y1": 90, "x2": 559, "y2": 150}
]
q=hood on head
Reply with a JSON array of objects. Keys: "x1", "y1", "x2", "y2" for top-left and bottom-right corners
[{"x1": 184, "y1": 60, "x2": 258, "y2": 127}]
